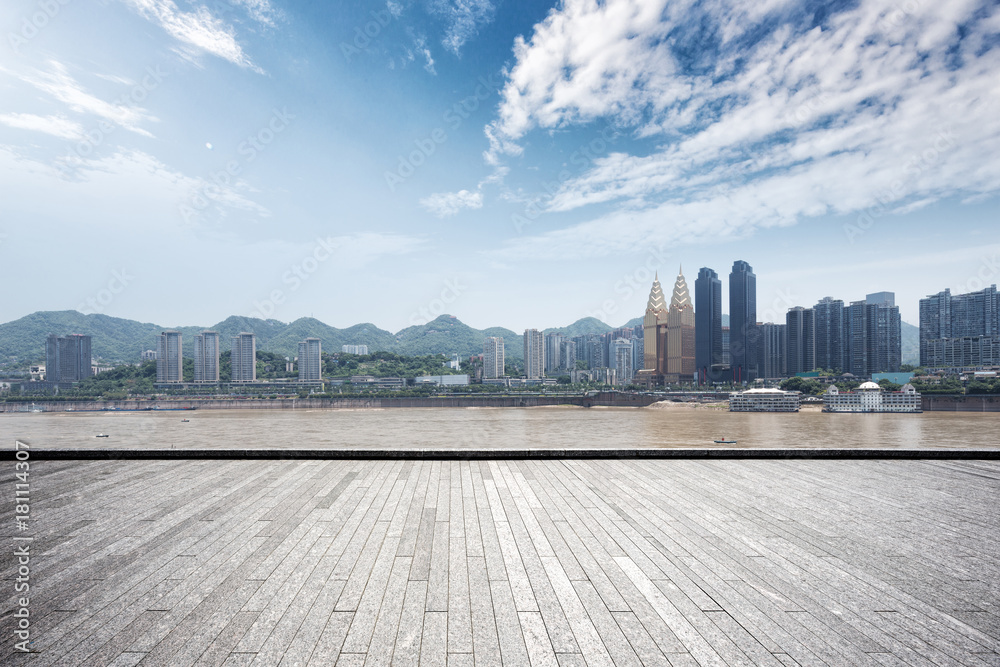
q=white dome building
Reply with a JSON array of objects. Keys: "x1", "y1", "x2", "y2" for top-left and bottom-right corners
[{"x1": 823, "y1": 382, "x2": 921, "y2": 413}]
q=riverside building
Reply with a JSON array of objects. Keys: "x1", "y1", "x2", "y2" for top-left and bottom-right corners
[
  {"x1": 193, "y1": 331, "x2": 220, "y2": 383},
  {"x1": 156, "y1": 331, "x2": 183, "y2": 383},
  {"x1": 823, "y1": 382, "x2": 922, "y2": 413},
  {"x1": 483, "y1": 337, "x2": 504, "y2": 379},
  {"x1": 729, "y1": 388, "x2": 800, "y2": 412},
  {"x1": 298, "y1": 337, "x2": 322, "y2": 383},
  {"x1": 231, "y1": 332, "x2": 257, "y2": 383}
]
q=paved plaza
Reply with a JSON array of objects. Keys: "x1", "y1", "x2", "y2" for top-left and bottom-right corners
[{"x1": 3, "y1": 458, "x2": 998, "y2": 665}]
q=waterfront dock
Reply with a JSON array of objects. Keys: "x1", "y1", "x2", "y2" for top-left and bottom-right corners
[{"x1": 3, "y1": 457, "x2": 998, "y2": 665}]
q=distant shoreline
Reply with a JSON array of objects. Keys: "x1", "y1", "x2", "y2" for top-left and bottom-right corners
[{"x1": 4, "y1": 392, "x2": 999, "y2": 413}]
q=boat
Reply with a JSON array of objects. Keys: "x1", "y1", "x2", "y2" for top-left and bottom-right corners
[
  {"x1": 181, "y1": 419, "x2": 190, "y2": 422},
  {"x1": 713, "y1": 438, "x2": 738, "y2": 444},
  {"x1": 95, "y1": 433, "x2": 110, "y2": 438}
]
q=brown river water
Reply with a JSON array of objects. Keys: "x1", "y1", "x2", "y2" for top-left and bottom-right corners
[{"x1": 4, "y1": 405, "x2": 998, "y2": 450}]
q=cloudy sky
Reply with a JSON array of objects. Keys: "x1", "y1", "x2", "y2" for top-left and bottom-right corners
[{"x1": 1, "y1": 0, "x2": 998, "y2": 332}]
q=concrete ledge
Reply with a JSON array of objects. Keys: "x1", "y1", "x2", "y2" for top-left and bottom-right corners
[{"x1": 7, "y1": 448, "x2": 1000, "y2": 460}]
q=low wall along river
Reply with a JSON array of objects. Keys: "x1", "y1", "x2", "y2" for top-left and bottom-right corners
[{"x1": 3, "y1": 393, "x2": 999, "y2": 412}]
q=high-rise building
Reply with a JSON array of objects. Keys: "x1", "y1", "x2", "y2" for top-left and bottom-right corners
[
  {"x1": 231, "y1": 332, "x2": 257, "y2": 383},
  {"x1": 544, "y1": 332, "x2": 564, "y2": 374},
  {"x1": 45, "y1": 334, "x2": 92, "y2": 382},
  {"x1": 141, "y1": 349, "x2": 157, "y2": 362},
  {"x1": 757, "y1": 323, "x2": 786, "y2": 379},
  {"x1": 523, "y1": 329, "x2": 545, "y2": 379},
  {"x1": 665, "y1": 268, "x2": 696, "y2": 383},
  {"x1": 920, "y1": 285, "x2": 999, "y2": 367},
  {"x1": 814, "y1": 297, "x2": 845, "y2": 372},
  {"x1": 845, "y1": 294, "x2": 901, "y2": 377},
  {"x1": 695, "y1": 267, "x2": 724, "y2": 384},
  {"x1": 586, "y1": 338, "x2": 606, "y2": 370},
  {"x1": 193, "y1": 331, "x2": 220, "y2": 383},
  {"x1": 612, "y1": 338, "x2": 634, "y2": 387},
  {"x1": 640, "y1": 274, "x2": 669, "y2": 379},
  {"x1": 341, "y1": 344, "x2": 369, "y2": 355},
  {"x1": 483, "y1": 337, "x2": 505, "y2": 379},
  {"x1": 298, "y1": 337, "x2": 322, "y2": 382},
  {"x1": 559, "y1": 340, "x2": 577, "y2": 371},
  {"x1": 156, "y1": 331, "x2": 183, "y2": 383},
  {"x1": 721, "y1": 326, "x2": 731, "y2": 365},
  {"x1": 785, "y1": 307, "x2": 816, "y2": 375},
  {"x1": 729, "y1": 260, "x2": 757, "y2": 383}
]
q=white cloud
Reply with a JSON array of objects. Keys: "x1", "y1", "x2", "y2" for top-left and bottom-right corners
[
  {"x1": 4, "y1": 61, "x2": 158, "y2": 136},
  {"x1": 0, "y1": 113, "x2": 83, "y2": 140},
  {"x1": 119, "y1": 0, "x2": 262, "y2": 71},
  {"x1": 0, "y1": 144, "x2": 270, "y2": 229},
  {"x1": 430, "y1": 0, "x2": 496, "y2": 55},
  {"x1": 487, "y1": 0, "x2": 1000, "y2": 260},
  {"x1": 420, "y1": 189, "x2": 483, "y2": 217}
]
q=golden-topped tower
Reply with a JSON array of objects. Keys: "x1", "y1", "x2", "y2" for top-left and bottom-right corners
[
  {"x1": 665, "y1": 267, "x2": 696, "y2": 383},
  {"x1": 642, "y1": 273, "x2": 669, "y2": 375}
]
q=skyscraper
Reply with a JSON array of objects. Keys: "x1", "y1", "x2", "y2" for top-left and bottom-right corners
[
  {"x1": 193, "y1": 331, "x2": 220, "y2": 383},
  {"x1": 785, "y1": 307, "x2": 815, "y2": 375},
  {"x1": 729, "y1": 260, "x2": 757, "y2": 383},
  {"x1": 641, "y1": 273, "x2": 669, "y2": 376},
  {"x1": 231, "y1": 332, "x2": 257, "y2": 383},
  {"x1": 814, "y1": 297, "x2": 845, "y2": 372},
  {"x1": 695, "y1": 267, "x2": 723, "y2": 384},
  {"x1": 920, "y1": 285, "x2": 999, "y2": 367},
  {"x1": 757, "y1": 323, "x2": 786, "y2": 379},
  {"x1": 45, "y1": 333, "x2": 92, "y2": 382},
  {"x1": 523, "y1": 329, "x2": 545, "y2": 379},
  {"x1": 544, "y1": 332, "x2": 564, "y2": 374},
  {"x1": 483, "y1": 337, "x2": 505, "y2": 379},
  {"x1": 560, "y1": 340, "x2": 577, "y2": 371},
  {"x1": 845, "y1": 294, "x2": 901, "y2": 376},
  {"x1": 612, "y1": 338, "x2": 634, "y2": 387},
  {"x1": 665, "y1": 268, "x2": 696, "y2": 383},
  {"x1": 298, "y1": 337, "x2": 322, "y2": 382},
  {"x1": 156, "y1": 331, "x2": 183, "y2": 383}
]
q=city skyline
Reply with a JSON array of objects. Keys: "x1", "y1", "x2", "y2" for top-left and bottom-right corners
[{"x1": 1, "y1": 0, "x2": 998, "y2": 332}]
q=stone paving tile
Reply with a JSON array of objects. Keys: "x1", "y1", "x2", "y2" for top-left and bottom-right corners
[{"x1": 2, "y1": 459, "x2": 998, "y2": 666}]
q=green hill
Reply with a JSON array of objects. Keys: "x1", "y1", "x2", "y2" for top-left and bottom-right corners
[
  {"x1": 0, "y1": 311, "x2": 518, "y2": 364},
  {"x1": 394, "y1": 315, "x2": 521, "y2": 360},
  {"x1": 544, "y1": 317, "x2": 613, "y2": 338}
]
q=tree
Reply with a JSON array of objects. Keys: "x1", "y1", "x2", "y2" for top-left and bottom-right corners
[{"x1": 779, "y1": 376, "x2": 822, "y2": 395}]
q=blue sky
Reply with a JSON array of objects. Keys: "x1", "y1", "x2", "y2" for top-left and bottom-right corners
[{"x1": 1, "y1": 0, "x2": 998, "y2": 332}]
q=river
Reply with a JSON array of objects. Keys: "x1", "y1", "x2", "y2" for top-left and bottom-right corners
[{"x1": 4, "y1": 404, "x2": 998, "y2": 450}]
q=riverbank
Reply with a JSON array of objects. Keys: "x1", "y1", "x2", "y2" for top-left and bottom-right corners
[
  {"x1": 4, "y1": 393, "x2": 998, "y2": 413},
  {"x1": 0, "y1": 391, "x2": 663, "y2": 412}
]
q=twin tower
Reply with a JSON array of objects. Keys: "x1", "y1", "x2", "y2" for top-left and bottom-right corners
[{"x1": 636, "y1": 268, "x2": 695, "y2": 386}]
